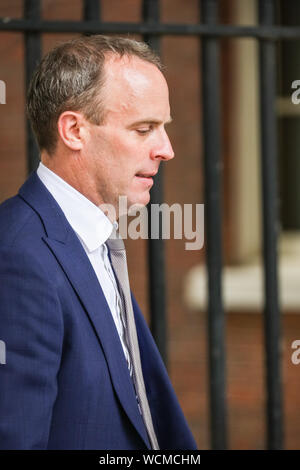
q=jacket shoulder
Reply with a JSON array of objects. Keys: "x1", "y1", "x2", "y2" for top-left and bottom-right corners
[{"x1": 0, "y1": 194, "x2": 44, "y2": 247}]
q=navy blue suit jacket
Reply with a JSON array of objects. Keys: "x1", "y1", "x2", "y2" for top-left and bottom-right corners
[{"x1": 0, "y1": 172, "x2": 197, "y2": 450}]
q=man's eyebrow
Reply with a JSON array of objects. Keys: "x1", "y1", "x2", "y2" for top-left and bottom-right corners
[{"x1": 129, "y1": 117, "x2": 173, "y2": 127}]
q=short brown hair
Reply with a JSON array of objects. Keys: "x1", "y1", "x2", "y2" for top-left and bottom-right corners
[{"x1": 26, "y1": 35, "x2": 163, "y2": 155}]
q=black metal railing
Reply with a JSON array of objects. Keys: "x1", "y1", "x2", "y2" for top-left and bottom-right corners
[
  {"x1": 258, "y1": 0, "x2": 283, "y2": 451},
  {"x1": 142, "y1": 0, "x2": 168, "y2": 370},
  {"x1": 200, "y1": 0, "x2": 227, "y2": 451},
  {"x1": 24, "y1": 0, "x2": 41, "y2": 173},
  {"x1": 0, "y1": 0, "x2": 287, "y2": 450}
]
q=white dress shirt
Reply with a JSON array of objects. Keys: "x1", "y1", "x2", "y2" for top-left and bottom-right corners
[{"x1": 37, "y1": 162, "x2": 131, "y2": 369}]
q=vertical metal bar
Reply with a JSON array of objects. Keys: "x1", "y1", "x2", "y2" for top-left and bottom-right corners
[
  {"x1": 200, "y1": 0, "x2": 227, "y2": 450},
  {"x1": 258, "y1": 0, "x2": 284, "y2": 450},
  {"x1": 142, "y1": 0, "x2": 167, "y2": 366},
  {"x1": 84, "y1": 0, "x2": 100, "y2": 23},
  {"x1": 143, "y1": 0, "x2": 161, "y2": 53},
  {"x1": 24, "y1": 0, "x2": 41, "y2": 173}
]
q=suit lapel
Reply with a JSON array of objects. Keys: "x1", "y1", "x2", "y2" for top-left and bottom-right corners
[{"x1": 18, "y1": 172, "x2": 150, "y2": 449}]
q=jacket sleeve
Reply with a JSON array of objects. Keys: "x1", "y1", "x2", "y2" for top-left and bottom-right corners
[
  {"x1": 131, "y1": 293, "x2": 198, "y2": 450},
  {"x1": 0, "y1": 247, "x2": 64, "y2": 449}
]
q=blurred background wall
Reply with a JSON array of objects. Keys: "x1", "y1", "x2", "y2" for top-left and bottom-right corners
[{"x1": 1, "y1": 0, "x2": 300, "y2": 449}]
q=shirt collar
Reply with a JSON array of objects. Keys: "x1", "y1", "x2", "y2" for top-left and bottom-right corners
[{"x1": 37, "y1": 162, "x2": 117, "y2": 252}]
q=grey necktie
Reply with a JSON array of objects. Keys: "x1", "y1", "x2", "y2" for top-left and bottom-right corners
[{"x1": 106, "y1": 231, "x2": 159, "y2": 450}]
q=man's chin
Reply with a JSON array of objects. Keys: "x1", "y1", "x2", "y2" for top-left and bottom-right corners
[
  {"x1": 127, "y1": 202, "x2": 148, "y2": 216},
  {"x1": 127, "y1": 192, "x2": 150, "y2": 212},
  {"x1": 114, "y1": 193, "x2": 149, "y2": 218}
]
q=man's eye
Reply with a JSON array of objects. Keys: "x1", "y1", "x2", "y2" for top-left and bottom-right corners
[{"x1": 136, "y1": 126, "x2": 153, "y2": 135}]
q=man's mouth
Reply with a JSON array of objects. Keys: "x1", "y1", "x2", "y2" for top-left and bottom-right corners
[
  {"x1": 135, "y1": 172, "x2": 156, "y2": 189},
  {"x1": 135, "y1": 172, "x2": 157, "y2": 178},
  {"x1": 135, "y1": 173, "x2": 156, "y2": 187}
]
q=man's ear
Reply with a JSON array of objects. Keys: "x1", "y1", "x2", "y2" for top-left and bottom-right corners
[{"x1": 57, "y1": 111, "x2": 87, "y2": 151}]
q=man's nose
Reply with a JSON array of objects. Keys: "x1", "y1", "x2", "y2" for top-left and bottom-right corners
[{"x1": 151, "y1": 129, "x2": 175, "y2": 161}]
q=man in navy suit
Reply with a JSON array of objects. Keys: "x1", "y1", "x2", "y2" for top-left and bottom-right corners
[{"x1": 0, "y1": 35, "x2": 197, "y2": 450}]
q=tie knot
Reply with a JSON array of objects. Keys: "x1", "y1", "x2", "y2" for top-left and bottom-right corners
[{"x1": 106, "y1": 228, "x2": 125, "y2": 252}]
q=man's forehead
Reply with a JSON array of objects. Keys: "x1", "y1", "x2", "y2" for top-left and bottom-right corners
[
  {"x1": 101, "y1": 54, "x2": 170, "y2": 120},
  {"x1": 103, "y1": 54, "x2": 166, "y2": 93}
]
